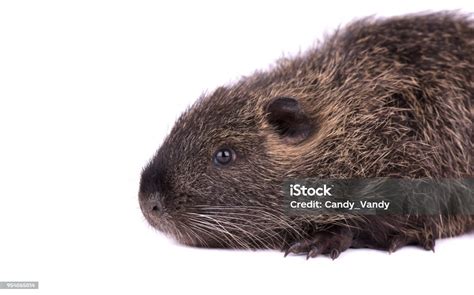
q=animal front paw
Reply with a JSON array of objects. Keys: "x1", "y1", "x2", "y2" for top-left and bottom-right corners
[
  {"x1": 388, "y1": 232, "x2": 436, "y2": 253},
  {"x1": 283, "y1": 227, "x2": 353, "y2": 259}
]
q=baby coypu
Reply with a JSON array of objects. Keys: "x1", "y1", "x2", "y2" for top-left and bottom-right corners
[{"x1": 139, "y1": 12, "x2": 473, "y2": 259}]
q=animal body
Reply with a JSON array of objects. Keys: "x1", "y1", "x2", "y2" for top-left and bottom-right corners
[{"x1": 139, "y1": 12, "x2": 473, "y2": 258}]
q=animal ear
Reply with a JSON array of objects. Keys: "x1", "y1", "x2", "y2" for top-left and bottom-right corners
[{"x1": 265, "y1": 97, "x2": 313, "y2": 144}]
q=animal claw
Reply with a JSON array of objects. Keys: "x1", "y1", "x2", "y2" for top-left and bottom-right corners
[
  {"x1": 307, "y1": 246, "x2": 319, "y2": 259},
  {"x1": 330, "y1": 249, "x2": 340, "y2": 260},
  {"x1": 423, "y1": 236, "x2": 436, "y2": 252},
  {"x1": 284, "y1": 242, "x2": 304, "y2": 257}
]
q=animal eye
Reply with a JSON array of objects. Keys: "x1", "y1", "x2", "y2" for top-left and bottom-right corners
[{"x1": 213, "y1": 148, "x2": 235, "y2": 166}]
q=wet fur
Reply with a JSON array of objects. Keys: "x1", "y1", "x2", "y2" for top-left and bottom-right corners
[{"x1": 139, "y1": 12, "x2": 474, "y2": 258}]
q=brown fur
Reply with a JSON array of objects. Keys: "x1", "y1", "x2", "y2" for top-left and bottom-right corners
[{"x1": 139, "y1": 12, "x2": 473, "y2": 258}]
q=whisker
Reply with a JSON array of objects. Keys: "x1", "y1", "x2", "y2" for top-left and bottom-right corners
[{"x1": 186, "y1": 216, "x2": 250, "y2": 248}]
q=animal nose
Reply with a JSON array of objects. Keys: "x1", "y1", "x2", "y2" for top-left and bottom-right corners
[
  {"x1": 140, "y1": 192, "x2": 164, "y2": 215},
  {"x1": 150, "y1": 194, "x2": 164, "y2": 214}
]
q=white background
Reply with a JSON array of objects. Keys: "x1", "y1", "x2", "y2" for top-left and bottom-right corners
[{"x1": 0, "y1": 1, "x2": 473, "y2": 294}]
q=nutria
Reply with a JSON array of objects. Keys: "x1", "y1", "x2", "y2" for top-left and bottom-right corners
[{"x1": 139, "y1": 12, "x2": 473, "y2": 259}]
